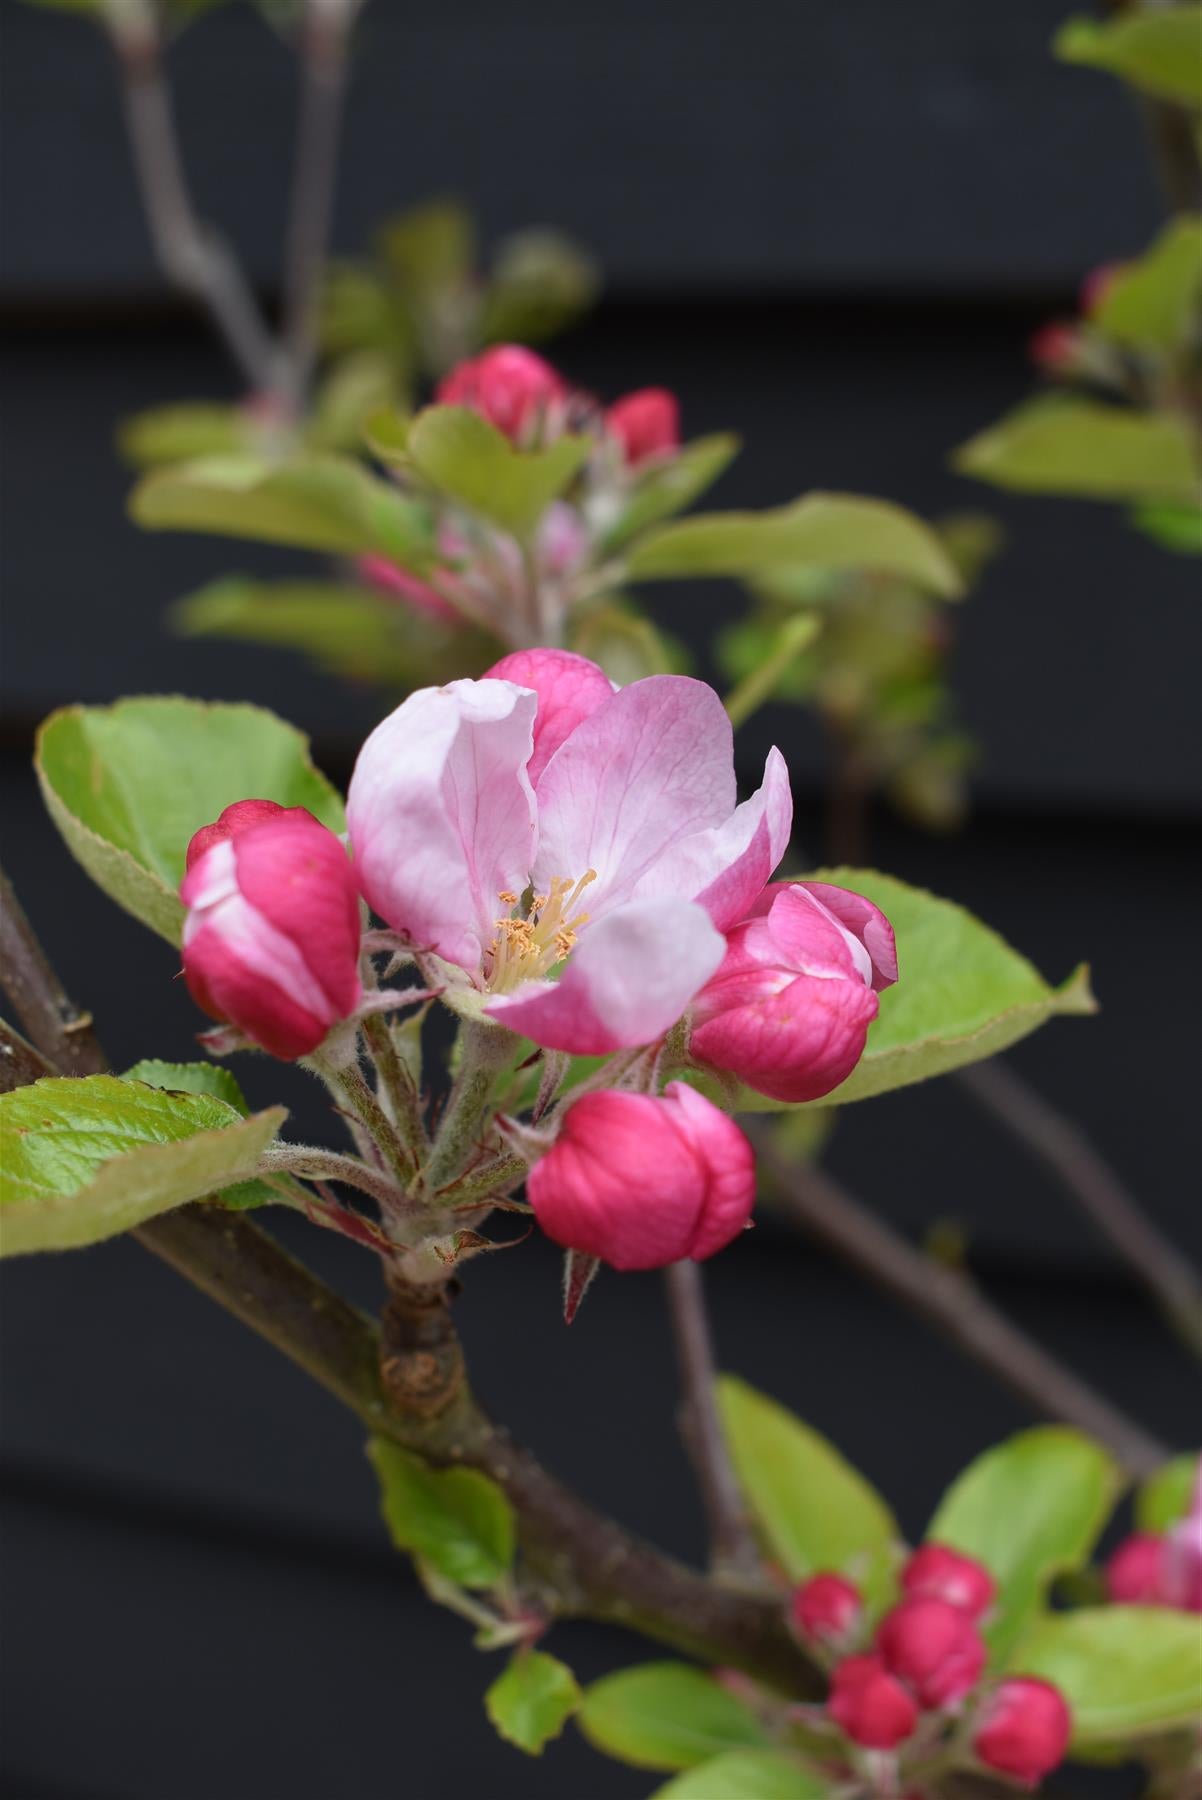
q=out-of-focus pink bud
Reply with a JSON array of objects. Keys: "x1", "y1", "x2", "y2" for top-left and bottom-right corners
[
  {"x1": 972, "y1": 1678, "x2": 1071, "y2": 1787},
  {"x1": 876, "y1": 1597, "x2": 987, "y2": 1709},
  {"x1": 185, "y1": 798, "x2": 318, "y2": 872},
  {"x1": 827, "y1": 1654, "x2": 919, "y2": 1750},
  {"x1": 1105, "y1": 1532, "x2": 1167, "y2": 1604},
  {"x1": 606, "y1": 387, "x2": 681, "y2": 466},
  {"x1": 689, "y1": 881, "x2": 897, "y2": 1104},
  {"x1": 790, "y1": 1573, "x2": 862, "y2": 1649},
  {"x1": 436, "y1": 344, "x2": 566, "y2": 441},
  {"x1": 526, "y1": 1082, "x2": 755, "y2": 1271},
  {"x1": 1164, "y1": 1490, "x2": 1202, "y2": 1612},
  {"x1": 1029, "y1": 321, "x2": 1081, "y2": 373},
  {"x1": 181, "y1": 810, "x2": 361, "y2": 1061},
  {"x1": 356, "y1": 553, "x2": 459, "y2": 625},
  {"x1": 901, "y1": 1544, "x2": 996, "y2": 1621}
]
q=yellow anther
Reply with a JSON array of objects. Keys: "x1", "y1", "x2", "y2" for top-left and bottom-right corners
[
  {"x1": 497, "y1": 889, "x2": 517, "y2": 906},
  {"x1": 484, "y1": 868, "x2": 598, "y2": 993}
]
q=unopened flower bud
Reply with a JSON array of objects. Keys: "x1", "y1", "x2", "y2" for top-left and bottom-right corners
[
  {"x1": 901, "y1": 1544, "x2": 996, "y2": 1621},
  {"x1": 1105, "y1": 1532, "x2": 1166, "y2": 1605},
  {"x1": 1163, "y1": 1504, "x2": 1202, "y2": 1612},
  {"x1": 436, "y1": 344, "x2": 566, "y2": 441},
  {"x1": 1029, "y1": 321, "x2": 1081, "y2": 373},
  {"x1": 791, "y1": 1573, "x2": 862, "y2": 1649},
  {"x1": 972, "y1": 1677, "x2": 1071, "y2": 1787},
  {"x1": 606, "y1": 387, "x2": 681, "y2": 466},
  {"x1": 356, "y1": 553, "x2": 459, "y2": 624},
  {"x1": 876, "y1": 1597, "x2": 987, "y2": 1709},
  {"x1": 181, "y1": 808, "x2": 361, "y2": 1061},
  {"x1": 827, "y1": 1654, "x2": 918, "y2": 1749},
  {"x1": 526, "y1": 1082, "x2": 755, "y2": 1271}
]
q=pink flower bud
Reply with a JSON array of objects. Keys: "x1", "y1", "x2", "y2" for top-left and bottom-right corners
[
  {"x1": 1163, "y1": 1504, "x2": 1202, "y2": 1612},
  {"x1": 901, "y1": 1544, "x2": 996, "y2": 1621},
  {"x1": 483, "y1": 647, "x2": 615, "y2": 785},
  {"x1": 185, "y1": 798, "x2": 317, "y2": 872},
  {"x1": 1105, "y1": 1532, "x2": 1167, "y2": 1604},
  {"x1": 1028, "y1": 321, "x2": 1080, "y2": 373},
  {"x1": 791, "y1": 1573, "x2": 862, "y2": 1649},
  {"x1": 606, "y1": 387, "x2": 681, "y2": 466},
  {"x1": 828, "y1": 1654, "x2": 918, "y2": 1750},
  {"x1": 526, "y1": 1082, "x2": 755, "y2": 1271},
  {"x1": 876, "y1": 1597, "x2": 987, "y2": 1709},
  {"x1": 972, "y1": 1678, "x2": 1071, "y2": 1787},
  {"x1": 436, "y1": 344, "x2": 566, "y2": 441},
  {"x1": 356, "y1": 553, "x2": 459, "y2": 624},
  {"x1": 689, "y1": 881, "x2": 897, "y2": 1104},
  {"x1": 181, "y1": 810, "x2": 361, "y2": 1061}
]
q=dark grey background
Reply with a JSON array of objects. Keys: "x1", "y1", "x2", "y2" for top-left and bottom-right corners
[{"x1": 1, "y1": 1, "x2": 1199, "y2": 1795}]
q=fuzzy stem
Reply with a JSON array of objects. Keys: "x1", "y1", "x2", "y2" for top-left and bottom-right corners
[
  {"x1": 425, "y1": 1021, "x2": 514, "y2": 1191},
  {"x1": 327, "y1": 1055, "x2": 418, "y2": 1188},
  {"x1": 362, "y1": 1012, "x2": 428, "y2": 1164},
  {"x1": 261, "y1": 1143, "x2": 406, "y2": 1213}
]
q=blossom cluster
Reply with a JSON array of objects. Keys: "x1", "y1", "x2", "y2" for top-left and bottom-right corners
[
  {"x1": 792, "y1": 1546, "x2": 1071, "y2": 1788},
  {"x1": 177, "y1": 654, "x2": 896, "y2": 1271}
]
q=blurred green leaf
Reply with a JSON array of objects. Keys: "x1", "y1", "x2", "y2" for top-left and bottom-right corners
[
  {"x1": 129, "y1": 453, "x2": 434, "y2": 563},
  {"x1": 376, "y1": 198, "x2": 474, "y2": 296},
  {"x1": 724, "y1": 613, "x2": 822, "y2": 729},
  {"x1": 1092, "y1": 218, "x2": 1202, "y2": 351},
  {"x1": 955, "y1": 397, "x2": 1199, "y2": 503},
  {"x1": 1135, "y1": 1453, "x2": 1199, "y2": 1533},
  {"x1": 305, "y1": 353, "x2": 402, "y2": 452},
  {"x1": 1055, "y1": 9, "x2": 1202, "y2": 105},
  {"x1": 578, "y1": 1664, "x2": 770, "y2": 1771},
  {"x1": 406, "y1": 406, "x2": 590, "y2": 539},
  {"x1": 118, "y1": 402, "x2": 254, "y2": 469},
  {"x1": 717, "y1": 1376, "x2": 900, "y2": 1608},
  {"x1": 484, "y1": 1651, "x2": 581, "y2": 1755},
  {"x1": 1130, "y1": 500, "x2": 1202, "y2": 555},
  {"x1": 925, "y1": 1426, "x2": 1120, "y2": 1660},
  {"x1": 570, "y1": 603, "x2": 691, "y2": 685},
  {"x1": 482, "y1": 228, "x2": 600, "y2": 345},
  {"x1": 625, "y1": 493, "x2": 963, "y2": 595},
  {"x1": 650, "y1": 1751, "x2": 826, "y2": 1799},
  {"x1": 320, "y1": 262, "x2": 415, "y2": 369},
  {"x1": 368, "y1": 1437, "x2": 515, "y2": 1589},
  {"x1": 602, "y1": 435, "x2": 742, "y2": 552},
  {"x1": 0, "y1": 1076, "x2": 284, "y2": 1256},
  {"x1": 1011, "y1": 1607, "x2": 1202, "y2": 1745},
  {"x1": 36, "y1": 697, "x2": 344, "y2": 944}
]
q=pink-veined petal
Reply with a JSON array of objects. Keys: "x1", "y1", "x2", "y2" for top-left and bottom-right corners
[
  {"x1": 749, "y1": 879, "x2": 898, "y2": 991},
  {"x1": 485, "y1": 896, "x2": 724, "y2": 1053},
  {"x1": 347, "y1": 680, "x2": 537, "y2": 971},
  {"x1": 632, "y1": 747, "x2": 792, "y2": 930},
  {"x1": 483, "y1": 649, "x2": 615, "y2": 787}
]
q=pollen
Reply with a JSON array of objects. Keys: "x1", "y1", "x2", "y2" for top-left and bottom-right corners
[{"x1": 486, "y1": 870, "x2": 596, "y2": 994}]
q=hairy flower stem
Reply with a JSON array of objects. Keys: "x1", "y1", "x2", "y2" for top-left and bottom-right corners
[
  {"x1": 425, "y1": 1021, "x2": 515, "y2": 1191},
  {"x1": 324, "y1": 1055, "x2": 417, "y2": 1188},
  {"x1": 362, "y1": 1012, "x2": 428, "y2": 1165},
  {"x1": 260, "y1": 1143, "x2": 405, "y2": 1214}
]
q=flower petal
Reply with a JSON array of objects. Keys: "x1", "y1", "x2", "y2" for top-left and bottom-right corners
[
  {"x1": 483, "y1": 648, "x2": 614, "y2": 786},
  {"x1": 691, "y1": 970, "x2": 879, "y2": 1103},
  {"x1": 346, "y1": 679, "x2": 537, "y2": 971},
  {"x1": 632, "y1": 747, "x2": 792, "y2": 930},
  {"x1": 485, "y1": 896, "x2": 725, "y2": 1053},
  {"x1": 749, "y1": 879, "x2": 898, "y2": 991},
  {"x1": 532, "y1": 676, "x2": 737, "y2": 915}
]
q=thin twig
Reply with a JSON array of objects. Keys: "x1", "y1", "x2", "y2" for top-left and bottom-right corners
[
  {"x1": 664, "y1": 1260, "x2": 762, "y2": 1580},
  {"x1": 959, "y1": 1060, "x2": 1202, "y2": 1361},
  {"x1": 749, "y1": 1123, "x2": 1169, "y2": 1478},
  {"x1": 0, "y1": 868, "x2": 107, "y2": 1077},
  {"x1": 0, "y1": 1017, "x2": 56, "y2": 1092}
]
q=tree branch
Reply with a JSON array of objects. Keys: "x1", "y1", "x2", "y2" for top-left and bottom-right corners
[
  {"x1": 749, "y1": 1122, "x2": 1169, "y2": 1479},
  {"x1": 959, "y1": 1060, "x2": 1202, "y2": 1361}
]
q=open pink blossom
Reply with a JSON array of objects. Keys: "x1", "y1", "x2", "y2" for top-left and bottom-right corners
[
  {"x1": 526, "y1": 1083, "x2": 756, "y2": 1269},
  {"x1": 689, "y1": 879, "x2": 897, "y2": 1103},
  {"x1": 346, "y1": 655, "x2": 792, "y2": 1056},
  {"x1": 181, "y1": 808, "x2": 361, "y2": 1060}
]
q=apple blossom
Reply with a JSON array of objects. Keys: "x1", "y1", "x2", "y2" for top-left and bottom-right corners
[
  {"x1": 689, "y1": 879, "x2": 897, "y2": 1103},
  {"x1": 525, "y1": 1082, "x2": 755, "y2": 1270},
  {"x1": 181, "y1": 806, "x2": 361, "y2": 1061},
  {"x1": 827, "y1": 1654, "x2": 918, "y2": 1749},
  {"x1": 606, "y1": 387, "x2": 681, "y2": 466},
  {"x1": 436, "y1": 344, "x2": 566, "y2": 442},
  {"x1": 972, "y1": 1678, "x2": 1071, "y2": 1786},
  {"x1": 876, "y1": 1596, "x2": 987, "y2": 1709},
  {"x1": 901, "y1": 1544, "x2": 996, "y2": 1621},
  {"x1": 790, "y1": 1573, "x2": 862, "y2": 1649},
  {"x1": 346, "y1": 657, "x2": 791, "y2": 1056}
]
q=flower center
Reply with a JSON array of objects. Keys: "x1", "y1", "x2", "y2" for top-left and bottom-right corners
[{"x1": 486, "y1": 871, "x2": 597, "y2": 993}]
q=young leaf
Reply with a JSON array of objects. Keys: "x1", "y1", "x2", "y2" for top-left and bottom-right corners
[
  {"x1": 716, "y1": 1376, "x2": 899, "y2": 1609},
  {"x1": 367, "y1": 1437, "x2": 515, "y2": 1589},
  {"x1": 651, "y1": 1751, "x2": 826, "y2": 1800},
  {"x1": 925, "y1": 1426, "x2": 1119, "y2": 1660},
  {"x1": 0, "y1": 1076, "x2": 285, "y2": 1256},
  {"x1": 123, "y1": 1059, "x2": 250, "y2": 1113},
  {"x1": 1054, "y1": 9, "x2": 1202, "y2": 106},
  {"x1": 1135, "y1": 1453, "x2": 1200, "y2": 1534},
  {"x1": 623, "y1": 493, "x2": 963, "y2": 597},
  {"x1": 117, "y1": 402, "x2": 254, "y2": 469},
  {"x1": 577, "y1": 1663, "x2": 770, "y2": 1771},
  {"x1": 1010, "y1": 1607, "x2": 1202, "y2": 1745},
  {"x1": 954, "y1": 397, "x2": 1199, "y2": 503},
  {"x1": 1131, "y1": 500, "x2": 1202, "y2": 556},
  {"x1": 129, "y1": 452, "x2": 434, "y2": 564},
  {"x1": 484, "y1": 1650, "x2": 581, "y2": 1755},
  {"x1": 601, "y1": 434, "x2": 742, "y2": 552},
  {"x1": 406, "y1": 406, "x2": 591, "y2": 540},
  {"x1": 1092, "y1": 217, "x2": 1202, "y2": 353},
  {"x1": 36, "y1": 697, "x2": 345, "y2": 945}
]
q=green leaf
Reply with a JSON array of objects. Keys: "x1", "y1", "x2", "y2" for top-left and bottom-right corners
[
  {"x1": 406, "y1": 406, "x2": 591, "y2": 540},
  {"x1": 482, "y1": 228, "x2": 600, "y2": 346},
  {"x1": 484, "y1": 1651, "x2": 581, "y2": 1755},
  {"x1": 954, "y1": 397, "x2": 1200, "y2": 504},
  {"x1": 367, "y1": 1437, "x2": 515, "y2": 1589},
  {"x1": 926, "y1": 1427, "x2": 1119, "y2": 1661},
  {"x1": 36, "y1": 697, "x2": 345, "y2": 945},
  {"x1": 0, "y1": 1076, "x2": 285, "y2": 1255},
  {"x1": 1131, "y1": 500, "x2": 1202, "y2": 556},
  {"x1": 121, "y1": 1060, "x2": 279, "y2": 1209},
  {"x1": 796, "y1": 869, "x2": 1095, "y2": 1107},
  {"x1": 624, "y1": 493, "x2": 964, "y2": 596},
  {"x1": 305, "y1": 352, "x2": 402, "y2": 453},
  {"x1": 716, "y1": 1376, "x2": 900, "y2": 1608},
  {"x1": 117, "y1": 402, "x2": 253, "y2": 469},
  {"x1": 1011, "y1": 1607, "x2": 1202, "y2": 1745},
  {"x1": 1135, "y1": 1453, "x2": 1199, "y2": 1533},
  {"x1": 1055, "y1": 9, "x2": 1202, "y2": 106},
  {"x1": 602, "y1": 435, "x2": 742, "y2": 552},
  {"x1": 1092, "y1": 218, "x2": 1202, "y2": 352},
  {"x1": 577, "y1": 1663, "x2": 770, "y2": 1772},
  {"x1": 376, "y1": 198, "x2": 474, "y2": 297},
  {"x1": 129, "y1": 453, "x2": 434, "y2": 564},
  {"x1": 651, "y1": 1751, "x2": 826, "y2": 1800},
  {"x1": 724, "y1": 613, "x2": 822, "y2": 729}
]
